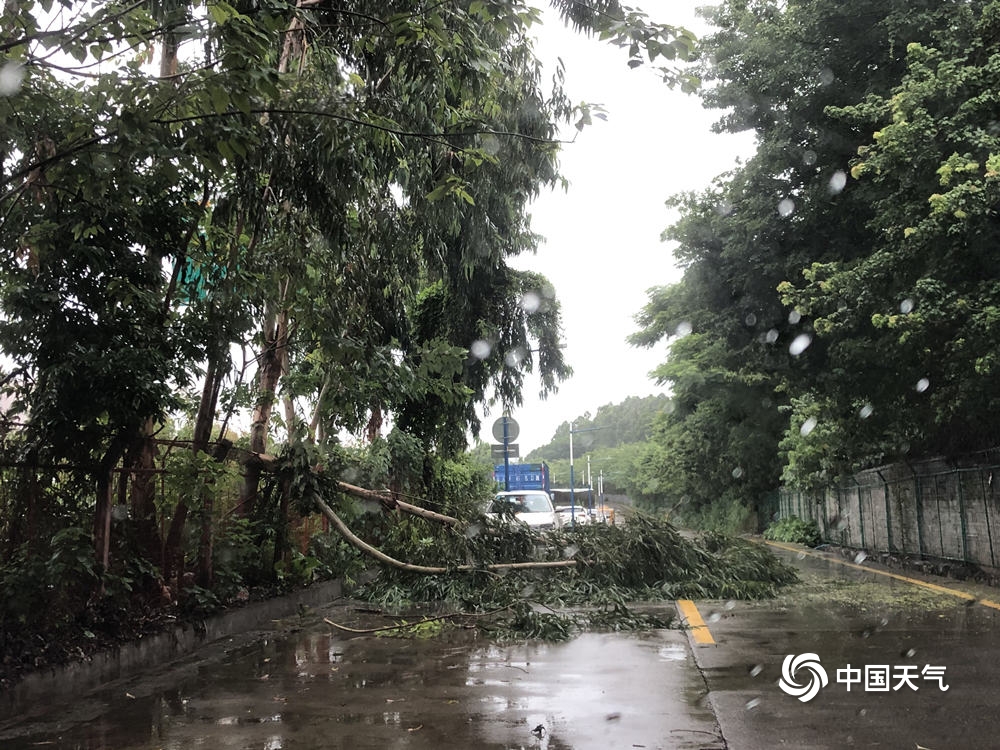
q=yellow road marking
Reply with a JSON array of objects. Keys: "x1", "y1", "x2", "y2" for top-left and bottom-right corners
[
  {"x1": 764, "y1": 540, "x2": 984, "y2": 604},
  {"x1": 677, "y1": 599, "x2": 715, "y2": 645}
]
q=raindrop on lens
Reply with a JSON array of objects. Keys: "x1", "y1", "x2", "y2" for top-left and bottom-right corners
[
  {"x1": 828, "y1": 170, "x2": 847, "y2": 194},
  {"x1": 725, "y1": 600, "x2": 736, "y2": 610},
  {"x1": 470, "y1": 339, "x2": 491, "y2": 360},
  {"x1": 766, "y1": 328, "x2": 779, "y2": 344},
  {"x1": 778, "y1": 198, "x2": 795, "y2": 217},
  {"x1": 854, "y1": 551, "x2": 868, "y2": 564},
  {"x1": 749, "y1": 664, "x2": 763, "y2": 677},
  {"x1": 745, "y1": 312, "x2": 758, "y2": 326},
  {"x1": 904, "y1": 648, "x2": 916, "y2": 658},
  {"x1": 504, "y1": 348, "x2": 526, "y2": 368},
  {"x1": 916, "y1": 378, "x2": 930, "y2": 393},
  {"x1": 0, "y1": 62, "x2": 25, "y2": 96},
  {"x1": 900, "y1": 298, "x2": 914, "y2": 314},
  {"x1": 676, "y1": 321, "x2": 693, "y2": 337},
  {"x1": 789, "y1": 333, "x2": 812, "y2": 356},
  {"x1": 858, "y1": 708, "x2": 868, "y2": 717},
  {"x1": 788, "y1": 310, "x2": 802, "y2": 325},
  {"x1": 800, "y1": 417, "x2": 817, "y2": 436},
  {"x1": 803, "y1": 150, "x2": 818, "y2": 166},
  {"x1": 521, "y1": 291, "x2": 541, "y2": 313},
  {"x1": 708, "y1": 611, "x2": 722, "y2": 623},
  {"x1": 818, "y1": 67, "x2": 835, "y2": 86},
  {"x1": 745, "y1": 697, "x2": 761, "y2": 710},
  {"x1": 732, "y1": 467, "x2": 744, "y2": 479},
  {"x1": 859, "y1": 403, "x2": 874, "y2": 419},
  {"x1": 563, "y1": 544, "x2": 579, "y2": 559},
  {"x1": 716, "y1": 200, "x2": 734, "y2": 216},
  {"x1": 464, "y1": 523, "x2": 481, "y2": 539}
]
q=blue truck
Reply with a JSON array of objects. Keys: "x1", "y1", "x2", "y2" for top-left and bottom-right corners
[{"x1": 493, "y1": 462, "x2": 550, "y2": 493}]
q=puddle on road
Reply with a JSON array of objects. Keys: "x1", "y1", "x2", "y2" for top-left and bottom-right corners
[{"x1": 0, "y1": 618, "x2": 721, "y2": 750}]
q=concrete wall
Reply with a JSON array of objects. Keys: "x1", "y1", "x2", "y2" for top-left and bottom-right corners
[{"x1": 778, "y1": 455, "x2": 1000, "y2": 570}]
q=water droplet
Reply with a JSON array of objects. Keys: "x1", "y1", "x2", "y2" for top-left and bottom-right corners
[
  {"x1": 725, "y1": 600, "x2": 736, "y2": 610},
  {"x1": 915, "y1": 378, "x2": 930, "y2": 393},
  {"x1": 788, "y1": 310, "x2": 802, "y2": 325},
  {"x1": 859, "y1": 403, "x2": 874, "y2": 419},
  {"x1": 854, "y1": 551, "x2": 868, "y2": 564},
  {"x1": 521, "y1": 291, "x2": 541, "y2": 313},
  {"x1": 765, "y1": 328, "x2": 779, "y2": 344},
  {"x1": 464, "y1": 523, "x2": 481, "y2": 539},
  {"x1": 800, "y1": 417, "x2": 817, "y2": 436},
  {"x1": 504, "y1": 347, "x2": 526, "y2": 368},
  {"x1": 797, "y1": 551, "x2": 806, "y2": 560},
  {"x1": 675, "y1": 321, "x2": 693, "y2": 337},
  {"x1": 803, "y1": 150, "x2": 818, "y2": 166},
  {"x1": 749, "y1": 664, "x2": 763, "y2": 677},
  {"x1": 857, "y1": 708, "x2": 868, "y2": 717},
  {"x1": 880, "y1": 617, "x2": 889, "y2": 628},
  {"x1": 900, "y1": 298, "x2": 914, "y2": 314},
  {"x1": 716, "y1": 200, "x2": 734, "y2": 216},
  {"x1": 904, "y1": 648, "x2": 916, "y2": 658},
  {"x1": 828, "y1": 170, "x2": 847, "y2": 194},
  {"x1": 745, "y1": 697, "x2": 761, "y2": 710},
  {"x1": 818, "y1": 67, "x2": 835, "y2": 86},
  {"x1": 470, "y1": 339, "x2": 491, "y2": 360},
  {"x1": 0, "y1": 62, "x2": 25, "y2": 96},
  {"x1": 778, "y1": 198, "x2": 795, "y2": 217},
  {"x1": 830, "y1": 515, "x2": 847, "y2": 531},
  {"x1": 707, "y1": 611, "x2": 722, "y2": 623},
  {"x1": 789, "y1": 333, "x2": 812, "y2": 356},
  {"x1": 563, "y1": 544, "x2": 579, "y2": 559},
  {"x1": 745, "y1": 312, "x2": 758, "y2": 326},
  {"x1": 732, "y1": 466, "x2": 744, "y2": 479}
]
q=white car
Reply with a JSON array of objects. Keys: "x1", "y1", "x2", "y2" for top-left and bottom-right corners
[
  {"x1": 555, "y1": 505, "x2": 592, "y2": 526},
  {"x1": 487, "y1": 491, "x2": 561, "y2": 530}
]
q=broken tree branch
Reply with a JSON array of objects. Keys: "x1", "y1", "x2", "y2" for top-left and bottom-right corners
[
  {"x1": 314, "y1": 496, "x2": 576, "y2": 574},
  {"x1": 323, "y1": 606, "x2": 509, "y2": 635},
  {"x1": 240, "y1": 450, "x2": 461, "y2": 527},
  {"x1": 337, "y1": 480, "x2": 460, "y2": 526}
]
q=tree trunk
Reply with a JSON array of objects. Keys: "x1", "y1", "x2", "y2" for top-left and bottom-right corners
[
  {"x1": 94, "y1": 438, "x2": 126, "y2": 574},
  {"x1": 128, "y1": 418, "x2": 162, "y2": 566},
  {"x1": 238, "y1": 302, "x2": 290, "y2": 516},
  {"x1": 163, "y1": 346, "x2": 223, "y2": 585}
]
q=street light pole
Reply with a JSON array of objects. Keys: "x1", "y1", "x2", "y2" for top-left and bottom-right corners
[
  {"x1": 569, "y1": 421, "x2": 575, "y2": 525},
  {"x1": 568, "y1": 423, "x2": 603, "y2": 527}
]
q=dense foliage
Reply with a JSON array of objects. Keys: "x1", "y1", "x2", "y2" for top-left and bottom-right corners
[
  {"x1": 0, "y1": 0, "x2": 708, "y2": 681},
  {"x1": 631, "y1": 0, "x2": 1000, "y2": 524},
  {"x1": 763, "y1": 516, "x2": 822, "y2": 547},
  {"x1": 361, "y1": 513, "x2": 799, "y2": 640}
]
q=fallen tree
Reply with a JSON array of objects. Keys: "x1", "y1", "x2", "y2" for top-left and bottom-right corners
[{"x1": 313, "y1": 495, "x2": 576, "y2": 575}]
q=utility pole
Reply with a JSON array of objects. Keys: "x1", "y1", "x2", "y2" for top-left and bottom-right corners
[{"x1": 568, "y1": 423, "x2": 602, "y2": 526}]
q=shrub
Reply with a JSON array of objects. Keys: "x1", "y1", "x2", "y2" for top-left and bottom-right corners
[{"x1": 763, "y1": 516, "x2": 822, "y2": 547}]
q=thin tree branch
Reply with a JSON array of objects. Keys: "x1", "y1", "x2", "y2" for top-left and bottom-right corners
[{"x1": 315, "y1": 495, "x2": 577, "y2": 574}]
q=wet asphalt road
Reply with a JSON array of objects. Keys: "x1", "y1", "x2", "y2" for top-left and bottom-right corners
[
  {"x1": 3, "y1": 543, "x2": 1000, "y2": 749},
  {"x1": 695, "y1": 546, "x2": 1000, "y2": 749}
]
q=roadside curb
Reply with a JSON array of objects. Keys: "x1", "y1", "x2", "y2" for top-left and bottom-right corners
[{"x1": 0, "y1": 578, "x2": 343, "y2": 722}]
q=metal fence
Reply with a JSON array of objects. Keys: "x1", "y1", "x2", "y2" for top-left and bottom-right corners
[{"x1": 777, "y1": 457, "x2": 1000, "y2": 569}]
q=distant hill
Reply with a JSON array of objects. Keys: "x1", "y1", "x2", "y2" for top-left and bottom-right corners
[{"x1": 524, "y1": 394, "x2": 671, "y2": 464}]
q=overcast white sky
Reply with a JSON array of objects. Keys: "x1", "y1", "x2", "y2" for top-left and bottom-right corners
[{"x1": 491, "y1": 1, "x2": 757, "y2": 454}]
